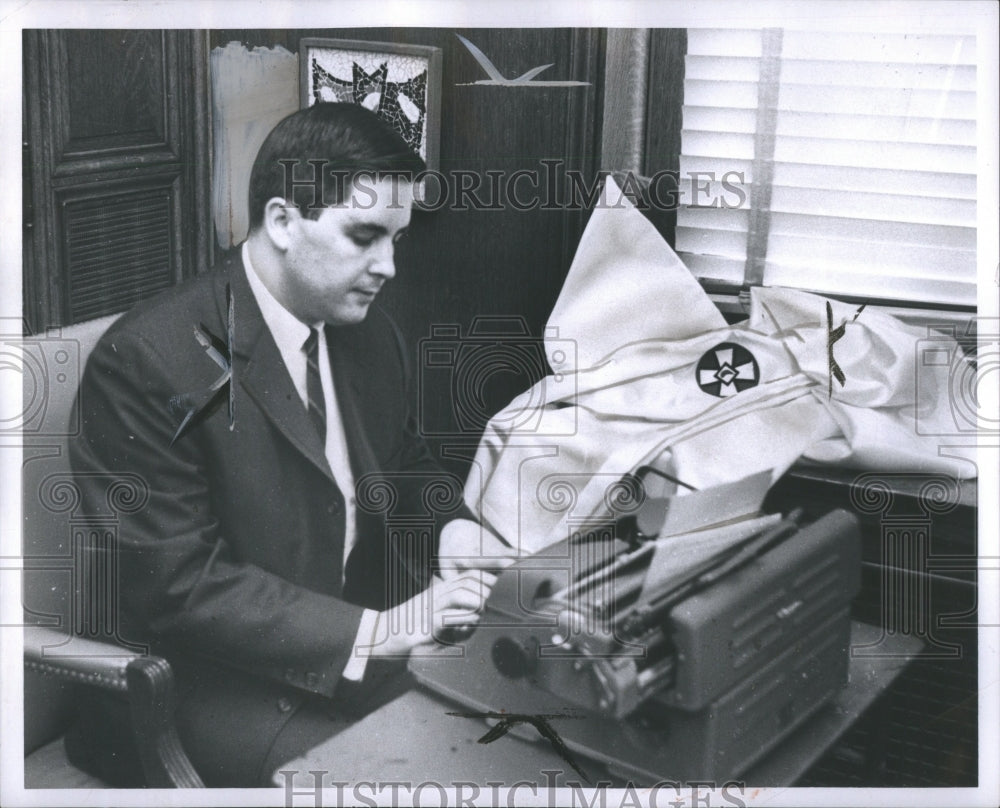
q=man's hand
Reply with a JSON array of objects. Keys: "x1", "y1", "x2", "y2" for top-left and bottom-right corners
[
  {"x1": 365, "y1": 571, "x2": 497, "y2": 658},
  {"x1": 438, "y1": 518, "x2": 518, "y2": 581}
]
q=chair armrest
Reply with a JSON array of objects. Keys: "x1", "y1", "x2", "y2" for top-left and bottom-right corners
[{"x1": 24, "y1": 626, "x2": 204, "y2": 787}]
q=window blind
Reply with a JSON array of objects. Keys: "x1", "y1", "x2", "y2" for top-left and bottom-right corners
[{"x1": 676, "y1": 28, "x2": 978, "y2": 310}]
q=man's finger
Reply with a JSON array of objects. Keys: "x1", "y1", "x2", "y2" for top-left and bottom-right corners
[
  {"x1": 435, "y1": 578, "x2": 492, "y2": 603},
  {"x1": 438, "y1": 569, "x2": 495, "y2": 589},
  {"x1": 435, "y1": 584, "x2": 489, "y2": 613},
  {"x1": 435, "y1": 609, "x2": 483, "y2": 635},
  {"x1": 438, "y1": 608, "x2": 483, "y2": 623},
  {"x1": 445, "y1": 557, "x2": 514, "y2": 576}
]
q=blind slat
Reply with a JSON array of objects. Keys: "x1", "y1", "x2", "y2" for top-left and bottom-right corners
[
  {"x1": 779, "y1": 32, "x2": 976, "y2": 64},
  {"x1": 773, "y1": 136, "x2": 974, "y2": 173},
  {"x1": 772, "y1": 162, "x2": 976, "y2": 199},
  {"x1": 769, "y1": 212, "x2": 977, "y2": 251},
  {"x1": 684, "y1": 79, "x2": 761, "y2": 109},
  {"x1": 681, "y1": 106, "x2": 759, "y2": 134},
  {"x1": 769, "y1": 186, "x2": 976, "y2": 228},
  {"x1": 685, "y1": 55, "x2": 762, "y2": 83},
  {"x1": 686, "y1": 29, "x2": 763, "y2": 58},
  {"x1": 778, "y1": 84, "x2": 976, "y2": 119},
  {"x1": 679, "y1": 156, "x2": 755, "y2": 182},
  {"x1": 766, "y1": 234, "x2": 975, "y2": 280},
  {"x1": 780, "y1": 60, "x2": 977, "y2": 92},
  {"x1": 681, "y1": 130, "x2": 756, "y2": 160},
  {"x1": 774, "y1": 111, "x2": 976, "y2": 146}
]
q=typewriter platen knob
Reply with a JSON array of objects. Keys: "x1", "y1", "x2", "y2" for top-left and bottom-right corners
[{"x1": 491, "y1": 636, "x2": 539, "y2": 679}]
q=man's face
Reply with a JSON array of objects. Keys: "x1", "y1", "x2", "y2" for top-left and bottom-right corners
[{"x1": 281, "y1": 176, "x2": 414, "y2": 325}]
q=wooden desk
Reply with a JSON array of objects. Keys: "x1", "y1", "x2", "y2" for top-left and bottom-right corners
[{"x1": 277, "y1": 622, "x2": 920, "y2": 789}]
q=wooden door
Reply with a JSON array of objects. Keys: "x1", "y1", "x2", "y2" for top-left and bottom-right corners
[{"x1": 22, "y1": 30, "x2": 211, "y2": 331}]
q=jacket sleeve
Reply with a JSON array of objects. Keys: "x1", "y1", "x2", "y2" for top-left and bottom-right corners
[{"x1": 69, "y1": 327, "x2": 364, "y2": 700}]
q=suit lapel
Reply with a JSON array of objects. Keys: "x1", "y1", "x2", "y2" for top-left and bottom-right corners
[{"x1": 227, "y1": 256, "x2": 335, "y2": 484}]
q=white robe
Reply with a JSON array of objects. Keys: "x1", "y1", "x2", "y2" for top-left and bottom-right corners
[{"x1": 465, "y1": 177, "x2": 977, "y2": 554}]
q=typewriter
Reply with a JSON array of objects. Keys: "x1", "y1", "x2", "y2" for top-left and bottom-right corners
[{"x1": 410, "y1": 505, "x2": 861, "y2": 782}]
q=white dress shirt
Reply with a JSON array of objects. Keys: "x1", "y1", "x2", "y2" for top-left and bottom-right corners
[{"x1": 243, "y1": 243, "x2": 377, "y2": 681}]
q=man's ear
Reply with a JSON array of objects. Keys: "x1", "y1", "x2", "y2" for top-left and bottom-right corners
[{"x1": 262, "y1": 197, "x2": 300, "y2": 252}]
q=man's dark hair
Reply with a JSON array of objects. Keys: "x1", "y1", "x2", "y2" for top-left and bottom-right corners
[{"x1": 247, "y1": 103, "x2": 426, "y2": 231}]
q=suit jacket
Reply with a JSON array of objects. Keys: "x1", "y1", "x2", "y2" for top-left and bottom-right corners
[{"x1": 68, "y1": 252, "x2": 471, "y2": 781}]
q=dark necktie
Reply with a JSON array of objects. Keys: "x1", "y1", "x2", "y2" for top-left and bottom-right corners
[{"x1": 302, "y1": 328, "x2": 326, "y2": 443}]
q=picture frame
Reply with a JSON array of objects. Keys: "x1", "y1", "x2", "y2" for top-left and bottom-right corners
[{"x1": 300, "y1": 37, "x2": 442, "y2": 172}]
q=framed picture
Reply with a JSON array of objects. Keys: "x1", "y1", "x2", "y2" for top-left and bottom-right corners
[{"x1": 300, "y1": 38, "x2": 442, "y2": 172}]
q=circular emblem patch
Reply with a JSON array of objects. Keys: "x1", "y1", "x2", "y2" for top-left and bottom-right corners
[{"x1": 696, "y1": 342, "x2": 760, "y2": 397}]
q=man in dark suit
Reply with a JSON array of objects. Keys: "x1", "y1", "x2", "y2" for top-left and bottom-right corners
[{"x1": 68, "y1": 103, "x2": 510, "y2": 786}]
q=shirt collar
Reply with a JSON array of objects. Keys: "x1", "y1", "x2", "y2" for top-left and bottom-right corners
[{"x1": 243, "y1": 242, "x2": 320, "y2": 352}]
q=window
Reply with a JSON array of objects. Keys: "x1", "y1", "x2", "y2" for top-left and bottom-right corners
[{"x1": 675, "y1": 28, "x2": 977, "y2": 312}]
